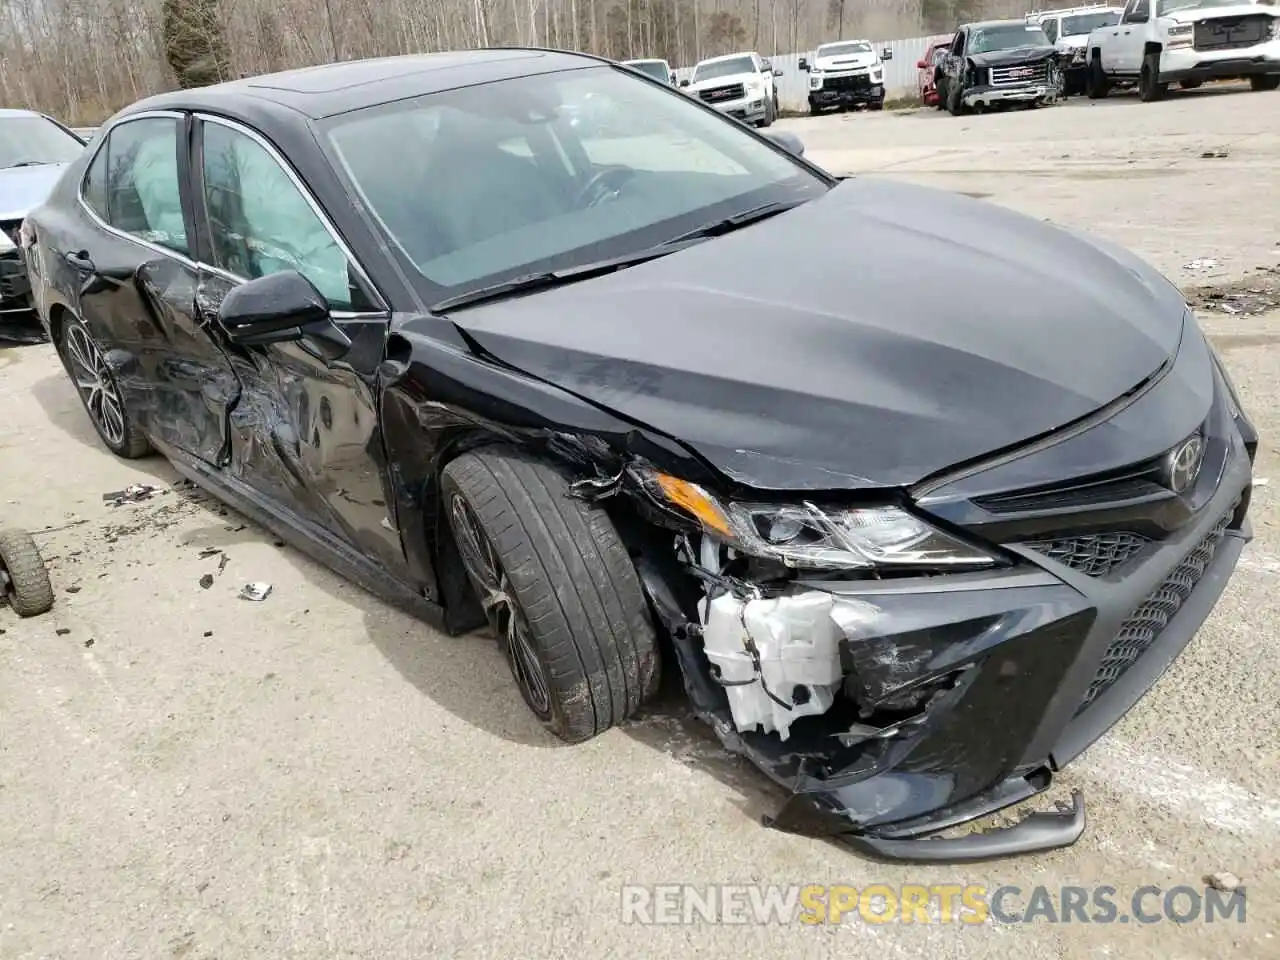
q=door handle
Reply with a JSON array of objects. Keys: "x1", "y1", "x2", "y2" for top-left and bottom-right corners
[{"x1": 64, "y1": 250, "x2": 95, "y2": 272}]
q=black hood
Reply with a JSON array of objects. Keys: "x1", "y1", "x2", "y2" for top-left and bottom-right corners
[
  {"x1": 447, "y1": 179, "x2": 1188, "y2": 492},
  {"x1": 969, "y1": 46, "x2": 1057, "y2": 67}
]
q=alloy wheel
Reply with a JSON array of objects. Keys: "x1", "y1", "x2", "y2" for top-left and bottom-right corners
[
  {"x1": 448, "y1": 492, "x2": 553, "y2": 719},
  {"x1": 63, "y1": 324, "x2": 126, "y2": 448}
]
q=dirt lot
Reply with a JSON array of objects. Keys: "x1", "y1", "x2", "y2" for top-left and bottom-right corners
[{"x1": 2, "y1": 84, "x2": 1279, "y2": 959}]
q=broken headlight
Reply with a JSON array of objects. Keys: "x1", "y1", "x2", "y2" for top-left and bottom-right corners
[{"x1": 638, "y1": 468, "x2": 999, "y2": 571}]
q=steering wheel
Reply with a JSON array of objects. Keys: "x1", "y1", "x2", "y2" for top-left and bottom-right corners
[{"x1": 573, "y1": 166, "x2": 635, "y2": 208}]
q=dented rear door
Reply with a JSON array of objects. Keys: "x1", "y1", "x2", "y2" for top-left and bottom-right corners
[{"x1": 72, "y1": 110, "x2": 240, "y2": 465}]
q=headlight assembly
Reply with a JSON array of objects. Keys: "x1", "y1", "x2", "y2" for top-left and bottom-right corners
[{"x1": 637, "y1": 468, "x2": 1001, "y2": 571}]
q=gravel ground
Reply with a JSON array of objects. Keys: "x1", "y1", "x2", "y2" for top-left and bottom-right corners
[{"x1": 2, "y1": 82, "x2": 1278, "y2": 959}]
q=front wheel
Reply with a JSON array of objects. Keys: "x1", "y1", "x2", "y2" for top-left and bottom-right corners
[
  {"x1": 442, "y1": 448, "x2": 660, "y2": 743},
  {"x1": 946, "y1": 78, "x2": 966, "y2": 115},
  {"x1": 1086, "y1": 57, "x2": 1110, "y2": 99},
  {"x1": 1250, "y1": 75, "x2": 1280, "y2": 91},
  {"x1": 56, "y1": 315, "x2": 151, "y2": 459},
  {"x1": 1139, "y1": 52, "x2": 1167, "y2": 102}
]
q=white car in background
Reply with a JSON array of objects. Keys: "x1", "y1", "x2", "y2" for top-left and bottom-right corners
[
  {"x1": 680, "y1": 51, "x2": 782, "y2": 126},
  {"x1": 799, "y1": 39, "x2": 894, "y2": 112},
  {"x1": 1028, "y1": 4, "x2": 1125, "y2": 94},
  {"x1": 622, "y1": 58, "x2": 678, "y2": 86}
]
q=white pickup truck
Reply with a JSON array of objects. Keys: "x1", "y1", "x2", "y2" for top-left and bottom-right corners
[{"x1": 1085, "y1": 0, "x2": 1280, "y2": 101}]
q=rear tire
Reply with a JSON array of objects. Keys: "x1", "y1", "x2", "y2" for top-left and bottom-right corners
[
  {"x1": 1139, "y1": 51, "x2": 1167, "y2": 102},
  {"x1": 56, "y1": 314, "x2": 151, "y2": 459},
  {"x1": 441, "y1": 448, "x2": 660, "y2": 744},
  {"x1": 0, "y1": 529, "x2": 55, "y2": 618},
  {"x1": 1250, "y1": 75, "x2": 1280, "y2": 91}
]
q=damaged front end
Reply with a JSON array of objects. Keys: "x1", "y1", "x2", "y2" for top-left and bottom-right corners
[{"x1": 585, "y1": 462, "x2": 1096, "y2": 862}]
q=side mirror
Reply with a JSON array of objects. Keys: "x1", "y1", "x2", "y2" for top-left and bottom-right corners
[
  {"x1": 669, "y1": 71, "x2": 677, "y2": 84},
  {"x1": 679, "y1": 78, "x2": 690, "y2": 87},
  {"x1": 218, "y1": 270, "x2": 347, "y2": 358},
  {"x1": 772, "y1": 67, "x2": 783, "y2": 76},
  {"x1": 882, "y1": 48, "x2": 893, "y2": 61},
  {"x1": 916, "y1": 59, "x2": 928, "y2": 69},
  {"x1": 798, "y1": 58, "x2": 810, "y2": 71},
  {"x1": 763, "y1": 130, "x2": 805, "y2": 158}
]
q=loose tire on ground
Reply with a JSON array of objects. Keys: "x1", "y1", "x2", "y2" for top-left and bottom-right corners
[
  {"x1": 0, "y1": 529, "x2": 55, "y2": 618},
  {"x1": 442, "y1": 448, "x2": 660, "y2": 744}
]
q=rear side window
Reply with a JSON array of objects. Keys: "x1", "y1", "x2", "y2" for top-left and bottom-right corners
[
  {"x1": 87, "y1": 117, "x2": 189, "y2": 255},
  {"x1": 81, "y1": 145, "x2": 108, "y2": 219}
]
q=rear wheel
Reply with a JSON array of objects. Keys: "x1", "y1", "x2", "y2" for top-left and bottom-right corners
[
  {"x1": 1139, "y1": 51, "x2": 1167, "y2": 102},
  {"x1": 442, "y1": 448, "x2": 660, "y2": 743},
  {"x1": 0, "y1": 529, "x2": 54, "y2": 618},
  {"x1": 1250, "y1": 75, "x2": 1280, "y2": 91},
  {"x1": 56, "y1": 315, "x2": 151, "y2": 459}
]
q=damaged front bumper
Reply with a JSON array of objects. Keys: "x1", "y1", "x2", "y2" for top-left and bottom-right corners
[
  {"x1": 638, "y1": 418, "x2": 1253, "y2": 863},
  {"x1": 962, "y1": 81, "x2": 1058, "y2": 108}
]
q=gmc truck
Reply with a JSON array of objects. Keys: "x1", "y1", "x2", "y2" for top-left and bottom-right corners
[
  {"x1": 799, "y1": 40, "x2": 894, "y2": 113},
  {"x1": 1085, "y1": 0, "x2": 1280, "y2": 101}
]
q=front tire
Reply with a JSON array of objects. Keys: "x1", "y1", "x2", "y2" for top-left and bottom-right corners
[
  {"x1": 1086, "y1": 56, "x2": 1110, "y2": 99},
  {"x1": 1250, "y1": 75, "x2": 1280, "y2": 91},
  {"x1": 56, "y1": 314, "x2": 151, "y2": 459},
  {"x1": 442, "y1": 448, "x2": 660, "y2": 744},
  {"x1": 946, "y1": 77, "x2": 966, "y2": 115},
  {"x1": 1139, "y1": 51, "x2": 1167, "y2": 102}
]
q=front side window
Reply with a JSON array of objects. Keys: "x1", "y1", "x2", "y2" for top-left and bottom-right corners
[
  {"x1": 627, "y1": 60, "x2": 670, "y2": 83},
  {"x1": 1157, "y1": 0, "x2": 1237, "y2": 14},
  {"x1": 101, "y1": 117, "x2": 189, "y2": 255},
  {"x1": 691, "y1": 56, "x2": 758, "y2": 82},
  {"x1": 200, "y1": 121, "x2": 355, "y2": 310},
  {"x1": 968, "y1": 24, "x2": 1052, "y2": 54},
  {"x1": 322, "y1": 64, "x2": 828, "y2": 298},
  {"x1": 0, "y1": 114, "x2": 84, "y2": 170}
]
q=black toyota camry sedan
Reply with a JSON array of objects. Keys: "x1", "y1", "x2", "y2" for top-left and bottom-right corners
[{"x1": 22, "y1": 48, "x2": 1257, "y2": 862}]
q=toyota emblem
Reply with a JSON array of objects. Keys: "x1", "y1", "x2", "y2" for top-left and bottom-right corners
[{"x1": 1166, "y1": 432, "x2": 1206, "y2": 494}]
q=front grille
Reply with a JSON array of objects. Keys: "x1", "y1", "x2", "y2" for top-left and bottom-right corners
[
  {"x1": 1194, "y1": 15, "x2": 1270, "y2": 52},
  {"x1": 989, "y1": 61, "x2": 1050, "y2": 86},
  {"x1": 1075, "y1": 507, "x2": 1234, "y2": 715},
  {"x1": 823, "y1": 72, "x2": 871, "y2": 91},
  {"x1": 1026, "y1": 531, "x2": 1150, "y2": 577},
  {"x1": 699, "y1": 83, "x2": 744, "y2": 103}
]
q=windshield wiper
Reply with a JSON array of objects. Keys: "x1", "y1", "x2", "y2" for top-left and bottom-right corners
[
  {"x1": 664, "y1": 199, "x2": 807, "y2": 245},
  {"x1": 431, "y1": 239, "x2": 705, "y2": 312},
  {"x1": 5, "y1": 161, "x2": 55, "y2": 169}
]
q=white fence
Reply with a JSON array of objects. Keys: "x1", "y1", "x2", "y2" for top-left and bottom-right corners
[{"x1": 674, "y1": 34, "x2": 947, "y2": 110}]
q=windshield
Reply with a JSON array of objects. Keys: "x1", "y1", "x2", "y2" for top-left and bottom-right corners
[
  {"x1": 0, "y1": 115, "x2": 84, "y2": 169},
  {"x1": 322, "y1": 64, "x2": 826, "y2": 299},
  {"x1": 626, "y1": 60, "x2": 670, "y2": 82},
  {"x1": 1062, "y1": 11, "x2": 1121, "y2": 34},
  {"x1": 1158, "y1": 0, "x2": 1242, "y2": 13},
  {"x1": 816, "y1": 42, "x2": 873, "y2": 58},
  {"x1": 692, "y1": 56, "x2": 757, "y2": 82},
  {"x1": 969, "y1": 24, "x2": 1052, "y2": 54}
]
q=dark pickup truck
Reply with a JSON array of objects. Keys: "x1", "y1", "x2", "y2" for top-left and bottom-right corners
[{"x1": 937, "y1": 19, "x2": 1064, "y2": 114}]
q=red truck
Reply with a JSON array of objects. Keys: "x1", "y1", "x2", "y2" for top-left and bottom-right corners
[{"x1": 917, "y1": 36, "x2": 954, "y2": 106}]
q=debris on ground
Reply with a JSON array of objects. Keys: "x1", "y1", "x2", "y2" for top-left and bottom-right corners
[
  {"x1": 1204, "y1": 871, "x2": 1243, "y2": 892},
  {"x1": 65, "y1": 586, "x2": 81, "y2": 594},
  {"x1": 239, "y1": 582, "x2": 272, "y2": 602},
  {"x1": 1183, "y1": 258, "x2": 1220, "y2": 272},
  {"x1": 203, "y1": 630, "x2": 213, "y2": 637},
  {"x1": 102, "y1": 484, "x2": 158, "y2": 506},
  {"x1": 198, "y1": 548, "x2": 221, "y2": 559},
  {"x1": 83, "y1": 638, "x2": 94, "y2": 648},
  {"x1": 1186, "y1": 267, "x2": 1280, "y2": 316},
  {"x1": 55, "y1": 628, "x2": 70, "y2": 636},
  {"x1": 1200, "y1": 150, "x2": 1229, "y2": 159},
  {"x1": 198, "y1": 574, "x2": 214, "y2": 590}
]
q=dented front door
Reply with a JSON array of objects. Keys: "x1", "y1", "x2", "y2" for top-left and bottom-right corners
[{"x1": 191, "y1": 114, "x2": 408, "y2": 576}]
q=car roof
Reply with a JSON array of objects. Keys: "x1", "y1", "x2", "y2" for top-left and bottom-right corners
[
  {"x1": 817, "y1": 39, "x2": 872, "y2": 46},
  {"x1": 0, "y1": 107, "x2": 43, "y2": 119},
  {"x1": 623, "y1": 58, "x2": 667, "y2": 64},
  {"x1": 117, "y1": 48, "x2": 607, "y2": 123}
]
